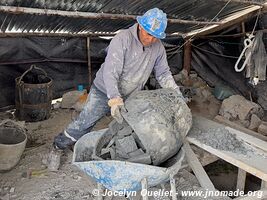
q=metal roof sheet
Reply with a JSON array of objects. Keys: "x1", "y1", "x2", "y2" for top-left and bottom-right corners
[{"x1": 0, "y1": 0, "x2": 265, "y2": 36}]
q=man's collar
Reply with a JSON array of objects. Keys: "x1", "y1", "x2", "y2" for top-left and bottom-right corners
[{"x1": 129, "y1": 23, "x2": 143, "y2": 47}]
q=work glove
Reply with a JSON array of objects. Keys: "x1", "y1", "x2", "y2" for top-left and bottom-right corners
[
  {"x1": 175, "y1": 87, "x2": 189, "y2": 103},
  {"x1": 108, "y1": 97, "x2": 126, "y2": 124}
]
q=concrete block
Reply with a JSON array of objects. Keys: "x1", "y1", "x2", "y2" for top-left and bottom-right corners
[
  {"x1": 106, "y1": 137, "x2": 116, "y2": 149},
  {"x1": 108, "y1": 120, "x2": 127, "y2": 135},
  {"x1": 127, "y1": 154, "x2": 151, "y2": 164},
  {"x1": 117, "y1": 126, "x2": 133, "y2": 138},
  {"x1": 128, "y1": 148, "x2": 144, "y2": 158},
  {"x1": 131, "y1": 131, "x2": 146, "y2": 150},
  {"x1": 109, "y1": 148, "x2": 116, "y2": 160},
  {"x1": 115, "y1": 148, "x2": 129, "y2": 160},
  {"x1": 100, "y1": 148, "x2": 111, "y2": 159},
  {"x1": 116, "y1": 135, "x2": 138, "y2": 154}
]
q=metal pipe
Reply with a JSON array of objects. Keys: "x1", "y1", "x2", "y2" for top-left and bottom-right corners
[{"x1": 0, "y1": 6, "x2": 222, "y2": 25}]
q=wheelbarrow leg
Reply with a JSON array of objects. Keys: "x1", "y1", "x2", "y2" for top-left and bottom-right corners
[
  {"x1": 141, "y1": 178, "x2": 148, "y2": 200},
  {"x1": 170, "y1": 173, "x2": 177, "y2": 200},
  {"x1": 97, "y1": 183, "x2": 104, "y2": 200}
]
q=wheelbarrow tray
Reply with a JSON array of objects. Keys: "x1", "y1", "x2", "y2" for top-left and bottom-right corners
[{"x1": 73, "y1": 129, "x2": 184, "y2": 192}]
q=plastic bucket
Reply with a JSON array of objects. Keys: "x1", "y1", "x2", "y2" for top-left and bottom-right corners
[{"x1": 0, "y1": 121, "x2": 27, "y2": 171}]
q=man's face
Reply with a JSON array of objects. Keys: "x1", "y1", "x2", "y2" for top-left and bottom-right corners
[{"x1": 138, "y1": 25, "x2": 158, "y2": 47}]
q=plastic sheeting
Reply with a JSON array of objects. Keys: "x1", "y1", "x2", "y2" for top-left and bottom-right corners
[
  {"x1": 192, "y1": 14, "x2": 267, "y2": 110},
  {"x1": 0, "y1": 37, "x2": 182, "y2": 108},
  {"x1": 0, "y1": 37, "x2": 108, "y2": 108}
]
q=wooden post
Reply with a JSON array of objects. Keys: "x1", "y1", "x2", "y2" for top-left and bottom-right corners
[
  {"x1": 141, "y1": 178, "x2": 148, "y2": 200},
  {"x1": 241, "y1": 22, "x2": 246, "y2": 34},
  {"x1": 183, "y1": 40, "x2": 192, "y2": 76},
  {"x1": 183, "y1": 142, "x2": 215, "y2": 191},
  {"x1": 87, "y1": 37, "x2": 92, "y2": 88},
  {"x1": 261, "y1": 181, "x2": 266, "y2": 189},
  {"x1": 236, "y1": 168, "x2": 246, "y2": 192}
]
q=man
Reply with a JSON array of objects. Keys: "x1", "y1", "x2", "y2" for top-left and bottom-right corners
[{"x1": 54, "y1": 8, "x2": 185, "y2": 149}]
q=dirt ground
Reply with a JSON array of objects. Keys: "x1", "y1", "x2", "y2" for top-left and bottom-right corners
[
  {"x1": 0, "y1": 95, "x2": 222, "y2": 200},
  {"x1": 0, "y1": 109, "x2": 104, "y2": 200}
]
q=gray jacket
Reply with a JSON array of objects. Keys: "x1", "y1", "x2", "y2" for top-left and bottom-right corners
[{"x1": 93, "y1": 23, "x2": 178, "y2": 99}]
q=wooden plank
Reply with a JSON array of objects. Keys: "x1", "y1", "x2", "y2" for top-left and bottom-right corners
[
  {"x1": 141, "y1": 178, "x2": 148, "y2": 200},
  {"x1": 187, "y1": 135, "x2": 267, "y2": 182},
  {"x1": 261, "y1": 181, "x2": 267, "y2": 189},
  {"x1": 217, "y1": 0, "x2": 266, "y2": 6},
  {"x1": 237, "y1": 168, "x2": 246, "y2": 191},
  {"x1": 225, "y1": 126, "x2": 267, "y2": 153},
  {"x1": 0, "y1": 5, "x2": 220, "y2": 25},
  {"x1": 183, "y1": 40, "x2": 192, "y2": 75},
  {"x1": 187, "y1": 116, "x2": 267, "y2": 182},
  {"x1": 86, "y1": 37, "x2": 92, "y2": 88},
  {"x1": 182, "y1": 142, "x2": 215, "y2": 191},
  {"x1": 186, "y1": 5, "x2": 261, "y2": 38},
  {"x1": 214, "y1": 115, "x2": 267, "y2": 141}
]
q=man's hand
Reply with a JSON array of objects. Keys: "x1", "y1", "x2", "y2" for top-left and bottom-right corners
[
  {"x1": 175, "y1": 87, "x2": 190, "y2": 103},
  {"x1": 108, "y1": 97, "x2": 126, "y2": 124}
]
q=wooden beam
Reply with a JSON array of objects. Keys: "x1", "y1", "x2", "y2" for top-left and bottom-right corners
[
  {"x1": 86, "y1": 37, "x2": 92, "y2": 88},
  {"x1": 225, "y1": 126, "x2": 267, "y2": 152},
  {"x1": 183, "y1": 40, "x2": 192, "y2": 75},
  {"x1": 187, "y1": 135, "x2": 267, "y2": 182},
  {"x1": 261, "y1": 181, "x2": 267, "y2": 189},
  {"x1": 182, "y1": 142, "x2": 215, "y2": 191},
  {"x1": 186, "y1": 5, "x2": 262, "y2": 38},
  {"x1": 0, "y1": 6, "x2": 221, "y2": 25},
  {"x1": 197, "y1": 28, "x2": 267, "y2": 38},
  {"x1": 217, "y1": 0, "x2": 266, "y2": 6},
  {"x1": 236, "y1": 168, "x2": 246, "y2": 192},
  {"x1": 214, "y1": 115, "x2": 267, "y2": 142},
  {"x1": 188, "y1": 116, "x2": 267, "y2": 182},
  {"x1": 0, "y1": 32, "x2": 116, "y2": 37}
]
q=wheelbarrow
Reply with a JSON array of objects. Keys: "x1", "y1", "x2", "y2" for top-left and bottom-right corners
[{"x1": 73, "y1": 129, "x2": 185, "y2": 200}]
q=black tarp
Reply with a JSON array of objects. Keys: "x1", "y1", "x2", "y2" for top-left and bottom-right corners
[
  {"x1": 191, "y1": 14, "x2": 267, "y2": 110},
  {"x1": 0, "y1": 37, "x2": 109, "y2": 108},
  {"x1": 0, "y1": 37, "x2": 183, "y2": 108}
]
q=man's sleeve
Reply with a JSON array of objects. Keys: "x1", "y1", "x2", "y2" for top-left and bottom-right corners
[
  {"x1": 103, "y1": 33, "x2": 126, "y2": 99},
  {"x1": 153, "y1": 45, "x2": 179, "y2": 89}
]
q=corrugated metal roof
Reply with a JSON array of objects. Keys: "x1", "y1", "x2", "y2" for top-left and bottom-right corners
[{"x1": 0, "y1": 0, "x2": 265, "y2": 36}]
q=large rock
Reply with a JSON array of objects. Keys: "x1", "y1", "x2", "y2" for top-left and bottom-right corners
[
  {"x1": 248, "y1": 114, "x2": 262, "y2": 131},
  {"x1": 219, "y1": 95, "x2": 264, "y2": 121},
  {"x1": 122, "y1": 89, "x2": 192, "y2": 165},
  {"x1": 61, "y1": 90, "x2": 86, "y2": 109},
  {"x1": 258, "y1": 121, "x2": 267, "y2": 136}
]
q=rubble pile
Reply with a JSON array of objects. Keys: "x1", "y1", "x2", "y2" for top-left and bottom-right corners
[
  {"x1": 219, "y1": 95, "x2": 267, "y2": 135},
  {"x1": 96, "y1": 120, "x2": 152, "y2": 164}
]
